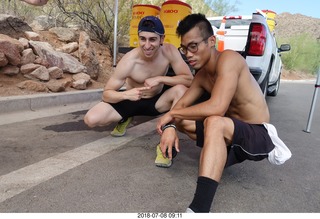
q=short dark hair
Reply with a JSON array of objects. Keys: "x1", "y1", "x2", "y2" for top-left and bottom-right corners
[{"x1": 176, "y1": 13, "x2": 214, "y2": 39}]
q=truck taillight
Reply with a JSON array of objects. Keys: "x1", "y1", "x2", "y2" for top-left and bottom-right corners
[{"x1": 247, "y1": 23, "x2": 266, "y2": 56}]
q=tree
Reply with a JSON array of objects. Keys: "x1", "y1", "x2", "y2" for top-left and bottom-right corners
[
  {"x1": 185, "y1": 0, "x2": 239, "y2": 16},
  {"x1": 54, "y1": 0, "x2": 132, "y2": 60}
]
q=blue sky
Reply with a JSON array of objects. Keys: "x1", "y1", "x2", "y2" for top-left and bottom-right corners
[{"x1": 231, "y1": 0, "x2": 319, "y2": 18}]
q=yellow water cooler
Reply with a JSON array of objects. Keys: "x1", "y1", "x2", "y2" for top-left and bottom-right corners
[
  {"x1": 262, "y1": 9, "x2": 277, "y2": 32},
  {"x1": 129, "y1": 4, "x2": 161, "y2": 47},
  {"x1": 160, "y1": 0, "x2": 192, "y2": 48}
]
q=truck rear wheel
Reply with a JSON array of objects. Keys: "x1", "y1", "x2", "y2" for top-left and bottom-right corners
[
  {"x1": 268, "y1": 75, "x2": 280, "y2": 96},
  {"x1": 260, "y1": 73, "x2": 269, "y2": 97}
]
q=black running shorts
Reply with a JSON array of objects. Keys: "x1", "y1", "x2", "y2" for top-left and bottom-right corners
[{"x1": 196, "y1": 117, "x2": 275, "y2": 167}]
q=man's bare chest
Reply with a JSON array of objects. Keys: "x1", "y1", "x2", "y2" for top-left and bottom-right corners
[{"x1": 129, "y1": 63, "x2": 169, "y2": 83}]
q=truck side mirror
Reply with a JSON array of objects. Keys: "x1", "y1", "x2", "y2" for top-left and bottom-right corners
[{"x1": 279, "y1": 44, "x2": 291, "y2": 52}]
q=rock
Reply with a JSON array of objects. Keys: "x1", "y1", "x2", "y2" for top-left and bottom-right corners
[
  {"x1": 28, "y1": 66, "x2": 50, "y2": 81},
  {"x1": 49, "y1": 27, "x2": 78, "y2": 42},
  {"x1": 72, "y1": 72, "x2": 91, "y2": 82},
  {"x1": 30, "y1": 15, "x2": 58, "y2": 31},
  {"x1": 17, "y1": 80, "x2": 49, "y2": 92},
  {"x1": 46, "y1": 80, "x2": 66, "y2": 92},
  {"x1": 19, "y1": 37, "x2": 30, "y2": 49},
  {"x1": 57, "y1": 42, "x2": 79, "y2": 54},
  {"x1": 20, "y1": 63, "x2": 42, "y2": 75},
  {"x1": 48, "y1": 66, "x2": 63, "y2": 79},
  {"x1": 72, "y1": 78, "x2": 88, "y2": 90},
  {"x1": 0, "y1": 34, "x2": 24, "y2": 66},
  {"x1": 24, "y1": 31, "x2": 41, "y2": 41},
  {"x1": 0, "y1": 65, "x2": 20, "y2": 76},
  {"x1": 78, "y1": 31, "x2": 100, "y2": 80},
  {"x1": 29, "y1": 40, "x2": 87, "y2": 74},
  {"x1": 0, "y1": 14, "x2": 33, "y2": 39},
  {"x1": 0, "y1": 52, "x2": 8, "y2": 67},
  {"x1": 21, "y1": 48, "x2": 36, "y2": 65}
]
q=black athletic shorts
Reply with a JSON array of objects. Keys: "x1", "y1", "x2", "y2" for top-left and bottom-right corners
[
  {"x1": 109, "y1": 85, "x2": 171, "y2": 119},
  {"x1": 196, "y1": 117, "x2": 275, "y2": 167}
]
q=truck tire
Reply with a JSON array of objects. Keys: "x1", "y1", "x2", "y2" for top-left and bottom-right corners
[
  {"x1": 261, "y1": 56, "x2": 274, "y2": 97},
  {"x1": 268, "y1": 75, "x2": 280, "y2": 96},
  {"x1": 260, "y1": 73, "x2": 269, "y2": 97}
]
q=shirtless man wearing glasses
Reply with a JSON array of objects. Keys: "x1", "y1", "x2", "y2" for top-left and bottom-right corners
[{"x1": 156, "y1": 13, "x2": 291, "y2": 212}]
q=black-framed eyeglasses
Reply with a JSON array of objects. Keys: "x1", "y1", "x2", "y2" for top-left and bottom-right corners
[{"x1": 178, "y1": 38, "x2": 208, "y2": 55}]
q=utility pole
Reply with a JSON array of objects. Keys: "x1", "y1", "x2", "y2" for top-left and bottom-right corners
[
  {"x1": 113, "y1": 0, "x2": 119, "y2": 68},
  {"x1": 304, "y1": 67, "x2": 320, "y2": 133}
]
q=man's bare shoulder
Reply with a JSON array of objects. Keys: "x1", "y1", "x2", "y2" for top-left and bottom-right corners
[
  {"x1": 161, "y1": 43, "x2": 180, "y2": 57},
  {"x1": 219, "y1": 49, "x2": 245, "y2": 61},
  {"x1": 162, "y1": 43, "x2": 178, "y2": 50},
  {"x1": 216, "y1": 50, "x2": 247, "y2": 73},
  {"x1": 120, "y1": 47, "x2": 140, "y2": 60}
]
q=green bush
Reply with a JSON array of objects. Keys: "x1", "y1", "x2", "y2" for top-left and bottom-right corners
[{"x1": 278, "y1": 33, "x2": 320, "y2": 75}]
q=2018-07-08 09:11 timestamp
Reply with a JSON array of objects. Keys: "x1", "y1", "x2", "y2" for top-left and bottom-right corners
[{"x1": 137, "y1": 213, "x2": 183, "y2": 218}]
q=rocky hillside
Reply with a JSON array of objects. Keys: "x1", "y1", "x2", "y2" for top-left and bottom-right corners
[
  {"x1": 275, "y1": 12, "x2": 320, "y2": 39},
  {"x1": 0, "y1": 14, "x2": 114, "y2": 97}
]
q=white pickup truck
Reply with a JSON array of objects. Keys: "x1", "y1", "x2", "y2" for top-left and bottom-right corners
[{"x1": 207, "y1": 11, "x2": 290, "y2": 96}]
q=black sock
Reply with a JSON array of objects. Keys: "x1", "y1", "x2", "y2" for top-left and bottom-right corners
[{"x1": 189, "y1": 176, "x2": 219, "y2": 213}]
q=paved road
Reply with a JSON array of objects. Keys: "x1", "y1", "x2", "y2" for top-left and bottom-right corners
[{"x1": 0, "y1": 80, "x2": 319, "y2": 213}]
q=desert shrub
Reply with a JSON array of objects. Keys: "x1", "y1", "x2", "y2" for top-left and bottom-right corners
[{"x1": 278, "y1": 33, "x2": 320, "y2": 75}]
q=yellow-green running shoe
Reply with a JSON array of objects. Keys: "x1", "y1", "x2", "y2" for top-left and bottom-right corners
[
  {"x1": 155, "y1": 144, "x2": 177, "y2": 168},
  {"x1": 111, "y1": 117, "x2": 133, "y2": 137}
]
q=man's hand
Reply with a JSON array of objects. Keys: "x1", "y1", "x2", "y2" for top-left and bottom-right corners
[
  {"x1": 159, "y1": 127, "x2": 180, "y2": 160},
  {"x1": 125, "y1": 86, "x2": 151, "y2": 101},
  {"x1": 157, "y1": 112, "x2": 175, "y2": 135},
  {"x1": 144, "y1": 77, "x2": 160, "y2": 88}
]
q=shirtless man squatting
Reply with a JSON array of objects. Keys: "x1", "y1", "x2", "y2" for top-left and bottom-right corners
[
  {"x1": 156, "y1": 13, "x2": 292, "y2": 213},
  {"x1": 84, "y1": 16, "x2": 193, "y2": 167}
]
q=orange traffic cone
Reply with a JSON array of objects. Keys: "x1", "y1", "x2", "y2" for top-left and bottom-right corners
[{"x1": 216, "y1": 17, "x2": 226, "y2": 52}]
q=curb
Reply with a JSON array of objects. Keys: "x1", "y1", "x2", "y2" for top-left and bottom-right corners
[{"x1": 0, "y1": 89, "x2": 103, "y2": 114}]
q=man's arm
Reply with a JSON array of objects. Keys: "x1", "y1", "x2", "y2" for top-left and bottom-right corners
[
  {"x1": 147, "y1": 44, "x2": 193, "y2": 88},
  {"x1": 102, "y1": 52, "x2": 150, "y2": 104},
  {"x1": 157, "y1": 51, "x2": 241, "y2": 131},
  {"x1": 156, "y1": 75, "x2": 205, "y2": 134}
]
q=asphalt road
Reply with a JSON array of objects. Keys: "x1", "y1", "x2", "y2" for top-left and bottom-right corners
[{"x1": 0, "y1": 80, "x2": 319, "y2": 213}]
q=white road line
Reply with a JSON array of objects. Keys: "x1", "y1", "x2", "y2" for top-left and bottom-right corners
[
  {"x1": 0, "y1": 102, "x2": 96, "y2": 126},
  {"x1": 0, "y1": 118, "x2": 157, "y2": 203},
  {"x1": 281, "y1": 79, "x2": 316, "y2": 84}
]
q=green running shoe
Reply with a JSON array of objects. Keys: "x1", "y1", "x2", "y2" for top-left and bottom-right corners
[
  {"x1": 155, "y1": 144, "x2": 177, "y2": 168},
  {"x1": 111, "y1": 117, "x2": 133, "y2": 137}
]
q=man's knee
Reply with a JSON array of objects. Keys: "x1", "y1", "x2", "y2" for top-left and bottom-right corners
[
  {"x1": 203, "y1": 116, "x2": 234, "y2": 141},
  {"x1": 203, "y1": 116, "x2": 226, "y2": 133},
  {"x1": 172, "y1": 84, "x2": 188, "y2": 98},
  {"x1": 84, "y1": 113, "x2": 97, "y2": 128}
]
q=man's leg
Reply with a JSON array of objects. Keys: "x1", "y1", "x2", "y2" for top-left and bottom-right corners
[
  {"x1": 188, "y1": 116, "x2": 234, "y2": 213},
  {"x1": 111, "y1": 117, "x2": 133, "y2": 137},
  {"x1": 84, "y1": 102, "x2": 122, "y2": 128}
]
